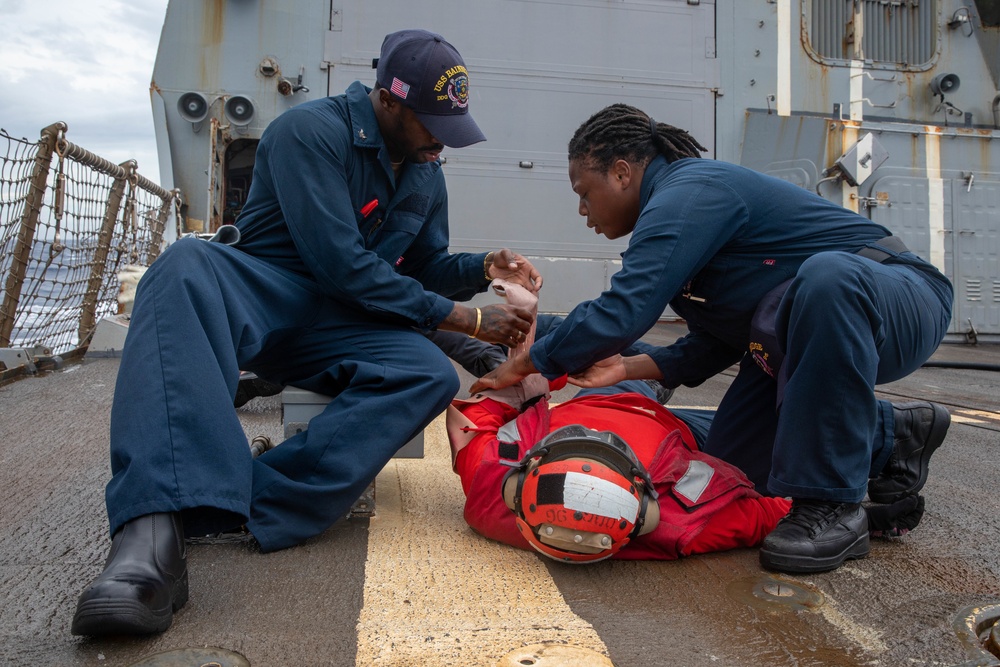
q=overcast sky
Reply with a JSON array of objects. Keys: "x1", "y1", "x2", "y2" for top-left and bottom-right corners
[{"x1": 0, "y1": 0, "x2": 169, "y2": 185}]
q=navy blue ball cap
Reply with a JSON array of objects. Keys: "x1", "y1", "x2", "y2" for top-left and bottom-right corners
[{"x1": 375, "y1": 29, "x2": 486, "y2": 148}]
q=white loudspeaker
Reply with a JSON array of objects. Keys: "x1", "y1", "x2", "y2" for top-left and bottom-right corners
[
  {"x1": 224, "y1": 96, "x2": 255, "y2": 126},
  {"x1": 177, "y1": 92, "x2": 209, "y2": 123},
  {"x1": 930, "y1": 73, "x2": 960, "y2": 96}
]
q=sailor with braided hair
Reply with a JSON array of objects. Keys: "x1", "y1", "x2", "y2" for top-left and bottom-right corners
[
  {"x1": 472, "y1": 103, "x2": 954, "y2": 574},
  {"x1": 568, "y1": 103, "x2": 707, "y2": 166}
]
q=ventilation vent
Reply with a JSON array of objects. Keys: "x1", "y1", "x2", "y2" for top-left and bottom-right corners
[
  {"x1": 967, "y1": 278, "x2": 983, "y2": 302},
  {"x1": 809, "y1": 0, "x2": 937, "y2": 67}
]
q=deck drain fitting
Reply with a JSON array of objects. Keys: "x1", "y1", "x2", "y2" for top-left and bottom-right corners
[
  {"x1": 726, "y1": 574, "x2": 825, "y2": 612},
  {"x1": 954, "y1": 604, "x2": 1000, "y2": 665},
  {"x1": 752, "y1": 577, "x2": 824, "y2": 609}
]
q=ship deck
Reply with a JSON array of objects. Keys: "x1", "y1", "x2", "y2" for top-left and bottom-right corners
[{"x1": 2, "y1": 322, "x2": 999, "y2": 667}]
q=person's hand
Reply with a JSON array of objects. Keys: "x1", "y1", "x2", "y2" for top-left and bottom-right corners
[
  {"x1": 470, "y1": 351, "x2": 533, "y2": 394},
  {"x1": 439, "y1": 303, "x2": 532, "y2": 345},
  {"x1": 567, "y1": 354, "x2": 628, "y2": 388},
  {"x1": 487, "y1": 249, "x2": 543, "y2": 294},
  {"x1": 474, "y1": 304, "x2": 533, "y2": 346}
]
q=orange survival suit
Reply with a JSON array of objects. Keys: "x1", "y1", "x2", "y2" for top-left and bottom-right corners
[{"x1": 447, "y1": 390, "x2": 791, "y2": 560}]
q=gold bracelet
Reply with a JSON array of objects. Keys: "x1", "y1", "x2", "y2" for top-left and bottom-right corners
[
  {"x1": 483, "y1": 251, "x2": 495, "y2": 282},
  {"x1": 469, "y1": 307, "x2": 482, "y2": 338}
]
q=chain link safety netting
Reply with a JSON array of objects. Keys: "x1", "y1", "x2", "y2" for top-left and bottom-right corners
[{"x1": 1, "y1": 123, "x2": 180, "y2": 358}]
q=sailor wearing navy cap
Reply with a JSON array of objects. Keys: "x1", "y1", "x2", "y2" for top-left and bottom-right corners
[
  {"x1": 374, "y1": 29, "x2": 486, "y2": 150},
  {"x1": 71, "y1": 29, "x2": 540, "y2": 637}
]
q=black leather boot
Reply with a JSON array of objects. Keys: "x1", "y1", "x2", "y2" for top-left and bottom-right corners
[
  {"x1": 71, "y1": 512, "x2": 188, "y2": 636},
  {"x1": 642, "y1": 379, "x2": 675, "y2": 404},
  {"x1": 868, "y1": 401, "x2": 950, "y2": 504},
  {"x1": 759, "y1": 500, "x2": 869, "y2": 573},
  {"x1": 234, "y1": 372, "x2": 283, "y2": 408}
]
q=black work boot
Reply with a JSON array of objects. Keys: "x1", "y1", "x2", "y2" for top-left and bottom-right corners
[
  {"x1": 868, "y1": 401, "x2": 950, "y2": 504},
  {"x1": 641, "y1": 379, "x2": 675, "y2": 405},
  {"x1": 71, "y1": 512, "x2": 188, "y2": 636},
  {"x1": 759, "y1": 500, "x2": 869, "y2": 573},
  {"x1": 234, "y1": 372, "x2": 283, "y2": 408}
]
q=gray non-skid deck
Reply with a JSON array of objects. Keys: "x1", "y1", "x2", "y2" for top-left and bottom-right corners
[{"x1": 1, "y1": 322, "x2": 999, "y2": 667}]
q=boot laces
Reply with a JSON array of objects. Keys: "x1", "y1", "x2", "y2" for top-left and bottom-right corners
[{"x1": 785, "y1": 501, "x2": 848, "y2": 537}]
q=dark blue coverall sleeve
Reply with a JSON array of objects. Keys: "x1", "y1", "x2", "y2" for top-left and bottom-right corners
[{"x1": 530, "y1": 166, "x2": 746, "y2": 380}]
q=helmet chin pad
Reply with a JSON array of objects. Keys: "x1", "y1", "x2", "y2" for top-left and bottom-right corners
[{"x1": 535, "y1": 523, "x2": 613, "y2": 553}]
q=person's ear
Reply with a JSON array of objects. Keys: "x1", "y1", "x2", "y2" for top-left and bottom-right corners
[
  {"x1": 378, "y1": 88, "x2": 398, "y2": 112},
  {"x1": 612, "y1": 159, "x2": 632, "y2": 189}
]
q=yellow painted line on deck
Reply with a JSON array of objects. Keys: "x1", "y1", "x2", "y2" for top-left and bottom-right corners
[
  {"x1": 951, "y1": 409, "x2": 1000, "y2": 428},
  {"x1": 952, "y1": 414, "x2": 987, "y2": 426},
  {"x1": 355, "y1": 414, "x2": 610, "y2": 667}
]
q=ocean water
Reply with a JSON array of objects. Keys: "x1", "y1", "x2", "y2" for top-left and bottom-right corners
[{"x1": 2, "y1": 239, "x2": 120, "y2": 354}]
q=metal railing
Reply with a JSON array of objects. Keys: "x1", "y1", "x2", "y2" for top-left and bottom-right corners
[{"x1": 0, "y1": 122, "x2": 180, "y2": 359}]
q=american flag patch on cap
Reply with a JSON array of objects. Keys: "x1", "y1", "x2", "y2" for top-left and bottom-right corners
[{"x1": 390, "y1": 77, "x2": 410, "y2": 99}]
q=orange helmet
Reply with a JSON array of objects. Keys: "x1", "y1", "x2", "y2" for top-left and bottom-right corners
[{"x1": 501, "y1": 424, "x2": 660, "y2": 563}]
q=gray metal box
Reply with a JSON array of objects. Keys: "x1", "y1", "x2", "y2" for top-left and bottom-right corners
[
  {"x1": 86, "y1": 315, "x2": 132, "y2": 358},
  {"x1": 833, "y1": 133, "x2": 889, "y2": 187},
  {"x1": 281, "y1": 386, "x2": 424, "y2": 458}
]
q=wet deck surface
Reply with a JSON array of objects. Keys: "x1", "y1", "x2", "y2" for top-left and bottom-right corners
[{"x1": 1, "y1": 322, "x2": 999, "y2": 666}]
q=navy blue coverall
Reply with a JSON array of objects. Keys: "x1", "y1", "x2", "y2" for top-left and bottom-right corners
[
  {"x1": 529, "y1": 156, "x2": 953, "y2": 502},
  {"x1": 106, "y1": 82, "x2": 492, "y2": 552}
]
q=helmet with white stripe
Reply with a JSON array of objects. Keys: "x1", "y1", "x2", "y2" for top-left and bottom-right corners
[{"x1": 501, "y1": 424, "x2": 660, "y2": 563}]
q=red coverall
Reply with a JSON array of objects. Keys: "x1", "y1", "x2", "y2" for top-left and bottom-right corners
[{"x1": 448, "y1": 392, "x2": 791, "y2": 560}]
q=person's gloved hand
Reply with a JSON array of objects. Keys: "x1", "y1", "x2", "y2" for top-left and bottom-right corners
[{"x1": 866, "y1": 494, "x2": 925, "y2": 538}]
